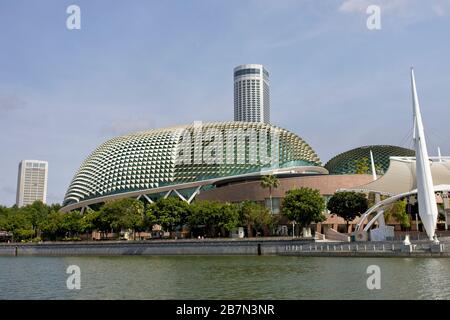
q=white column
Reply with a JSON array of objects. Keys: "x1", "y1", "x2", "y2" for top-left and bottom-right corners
[{"x1": 411, "y1": 68, "x2": 439, "y2": 241}]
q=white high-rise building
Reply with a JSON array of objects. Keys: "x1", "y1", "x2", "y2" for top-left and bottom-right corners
[
  {"x1": 16, "y1": 160, "x2": 48, "y2": 207},
  {"x1": 234, "y1": 64, "x2": 270, "y2": 123}
]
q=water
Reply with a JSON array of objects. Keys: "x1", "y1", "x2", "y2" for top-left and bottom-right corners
[{"x1": 1, "y1": 256, "x2": 450, "y2": 299}]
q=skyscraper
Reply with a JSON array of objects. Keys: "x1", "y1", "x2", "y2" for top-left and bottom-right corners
[
  {"x1": 234, "y1": 64, "x2": 270, "y2": 123},
  {"x1": 16, "y1": 160, "x2": 48, "y2": 207}
]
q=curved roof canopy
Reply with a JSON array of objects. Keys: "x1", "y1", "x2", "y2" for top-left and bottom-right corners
[{"x1": 344, "y1": 156, "x2": 450, "y2": 196}]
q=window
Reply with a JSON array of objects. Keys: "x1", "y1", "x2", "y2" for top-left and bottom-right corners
[
  {"x1": 264, "y1": 197, "x2": 281, "y2": 214},
  {"x1": 234, "y1": 68, "x2": 261, "y2": 77}
]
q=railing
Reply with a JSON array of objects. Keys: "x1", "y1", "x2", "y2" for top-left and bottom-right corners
[{"x1": 284, "y1": 242, "x2": 446, "y2": 253}]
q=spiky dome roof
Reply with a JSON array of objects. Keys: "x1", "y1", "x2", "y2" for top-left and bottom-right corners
[
  {"x1": 63, "y1": 121, "x2": 321, "y2": 206},
  {"x1": 325, "y1": 145, "x2": 415, "y2": 175}
]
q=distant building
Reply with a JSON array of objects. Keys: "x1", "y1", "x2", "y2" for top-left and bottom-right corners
[
  {"x1": 16, "y1": 160, "x2": 48, "y2": 207},
  {"x1": 234, "y1": 64, "x2": 270, "y2": 123}
]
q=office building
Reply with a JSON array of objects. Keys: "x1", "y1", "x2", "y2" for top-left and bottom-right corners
[
  {"x1": 16, "y1": 160, "x2": 48, "y2": 207},
  {"x1": 234, "y1": 64, "x2": 270, "y2": 123}
]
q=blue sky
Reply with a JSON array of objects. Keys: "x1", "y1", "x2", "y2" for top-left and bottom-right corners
[{"x1": 1, "y1": 0, "x2": 449, "y2": 206}]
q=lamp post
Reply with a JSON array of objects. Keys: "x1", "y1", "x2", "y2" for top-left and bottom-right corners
[{"x1": 292, "y1": 221, "x2": 296, "y2": 239}]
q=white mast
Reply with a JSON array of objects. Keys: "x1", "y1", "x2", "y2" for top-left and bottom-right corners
[
  {"x1": 370, "y1": 150, "x2": 377, "y2": 181},
  {"x1": 370, "y1": 149, "x2": 385, "y2": 226},
  {"x1": 438, "y1": 147, "x2": 442, "y2": 162},
  {"x1": 411, "y1": 68, "x2": 438, "y2": 241}
]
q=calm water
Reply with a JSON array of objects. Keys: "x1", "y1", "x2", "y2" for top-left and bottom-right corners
[{"x1": 1, "y1": 256, "x2": 449, "y2": 299}]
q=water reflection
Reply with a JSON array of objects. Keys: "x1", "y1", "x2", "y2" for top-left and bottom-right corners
[
  {"x1": 415, "y1": 259, "x2": 450, "y2": 299},
  {"x1": 1, "y1": 256, "x2": 450, "y2": 300}
]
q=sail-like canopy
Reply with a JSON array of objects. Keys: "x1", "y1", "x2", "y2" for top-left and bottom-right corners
[{"x1": 343, "y1": 156, "x2": 450, "y2": 196}]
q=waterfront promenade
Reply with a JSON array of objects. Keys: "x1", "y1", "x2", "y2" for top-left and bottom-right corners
[{"x1": 1, "y1": 237, "x2": 449, "y2": 257}]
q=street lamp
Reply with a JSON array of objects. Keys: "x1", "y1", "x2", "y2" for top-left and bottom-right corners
[{"x1": 292, "y1": 221, "x2": 296, "y2": 239}]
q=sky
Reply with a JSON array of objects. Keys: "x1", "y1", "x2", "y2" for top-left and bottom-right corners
[{"x1": 0, "y1": 0, "x2": 449, "y2": 206}]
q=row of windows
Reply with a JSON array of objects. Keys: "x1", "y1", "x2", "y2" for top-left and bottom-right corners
[
  {"x1": 236, "y1": 82, "x2": 260, "y2": 87},
  {"x1": 236, "y1": 79, "x2": 261, "y2": 83},
  {"x1": 236, "y1": 100, "x2": 261, "y2": 104},
  {"x1": 234, "y1": 68, "x2": 261, "y2": 77},
  {"x1": 237, "y1": 85, "x2": 260, "y2": 88},
  {"x1": 25, "y1": 163, "x2": 46, "y2": 168},
  {"x1": 236, "y1": 93, "x2": 260, "y2": 97}
]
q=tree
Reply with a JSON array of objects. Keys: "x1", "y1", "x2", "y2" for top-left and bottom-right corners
[
  {"x1": 0, "y1": 206, "x2": 8, "y2": 230},
  {"x1": 188, "y1": 201, "x2": 240, "y2": 237},
  {"x1": 0, "y1": 207, "x2": 34, "y2": 241},
  {"x1": 220, "y1": 203, "x2": 241, "y2": 234},
  {"x1": 100, "y1": 198, "x2": 145, "y2": 238},
  {"x1": 375, "y1": 163, "x2": 384, "y2": 175},
  {"x1": 327, "y1": 191, "x2": 368, "y2": 231},
  {"x1": 239, "y1": 201, "x2": 274, "y2": 237},
  {"x1": 384, "y1": 199, "x2": 410, "y2": 229},
  {"x1": 146, "y1": 197, "x2": 190, "y2": 233},
  {"x1": 0, "y1": 202, "x2": 86, "y2": 242},
  {"x1": 354, "y1": 157, "x2": 370, "y2": 174},
  {"x1": 282, "y1": 188, "x2": 326, "y2": 232},
  {"x1": 260, "y1": 175, "x2": 280, "y2": 214},
  {"x1": 40, "y1": 210, "x2": 64, "y2": 240},
  {"x1": 79, "y1": 208, "x2": 99, "y2": 234},
  {"x1": 60, "y1": 211, "x2": 84, "y2": 238},
  {"x1": 21, "y1": 201, "x2": 50, "y2": 238}
]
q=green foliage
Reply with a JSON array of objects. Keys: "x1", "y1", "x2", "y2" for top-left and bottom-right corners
[
  {"x1": 40, "y1": 210, "x2": 86, "y2": 240},
  {"x1": 0, "y1": 199, "x2": 147, "y2": 241},
  {"x1": 100, "y1": 198, "x2": 145, "y2": 235},
  {"x1": 260, "y1": 175, "x2": 280, "y2": 214},
  {"x1": 327, "y1": 191, "x2": 368, "y2": 226},
  {"x1": 354, "y1": 157, "x2": 370, "y2": 174},
  {"x1": 384, "y1": 199, "x2": 410, "y2": 228},
  {"x1": 375, "y1": 163, "x2": 384, "y2": 175},
  {"x1": 239, "y1": 201, "x2": 274, "y2": 237},
  {"x1": 188, "y1": 200, "x2": 240, "y2": 237},
  {"x1": 146, "y1": 197, "x2": 190, "y2": 232},
  {"x1": 260, "y1": 175, "x2": 280, "y2": 191},
  {"x1": 282, "y1": 188, "x2": 326, "y2": 228},
  {"x1": 0, "y1": 206, "x2": 36, "y2": 241},
  {"x1": 78, "y1": 208, "x2": 99, "y2": 233}
]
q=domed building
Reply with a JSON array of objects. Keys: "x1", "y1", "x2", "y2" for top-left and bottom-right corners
[
  {"x1": 63, "y1": 123, "x2": 415, "y2": 236},
  {"x1": 64, "y1": 121, "x2": 422, "y2": 238},
  {"x1": 62, "y1": 121, "x2": 325, "y2": 212},
  {"x1": 325, "y1": 145, "x2": 415, "y2": 175}
]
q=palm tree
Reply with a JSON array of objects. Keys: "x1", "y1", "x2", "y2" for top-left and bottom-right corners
[{"x1": 260, "y1": 175, "x2": 280, "y2": 214}]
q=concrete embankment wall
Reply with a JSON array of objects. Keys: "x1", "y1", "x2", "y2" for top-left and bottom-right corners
[
  {"x1": 1, "y1": 239, "x2": 449, "y2": 257},
  {"x1": 0, "y1": 239, "x2": 314, "y2": 257}
]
